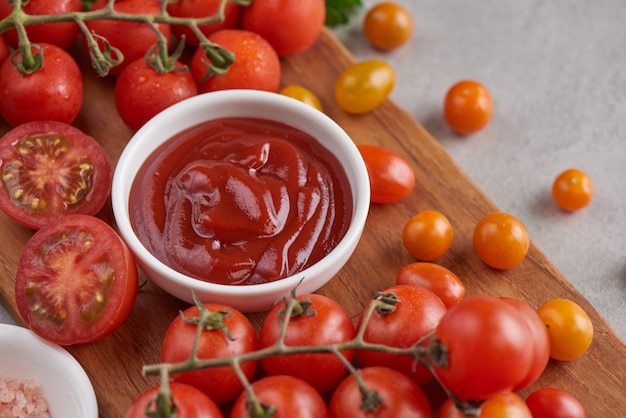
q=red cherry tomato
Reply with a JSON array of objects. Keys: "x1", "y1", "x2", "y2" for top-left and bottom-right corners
[
  {"x1": 191, "y1": 29, "x2": 281, "y2": 93},
  {"x1": 395, "y1": 262, "x2": 465, "y2": 308},
  {"x1": 15, "y1": 214, "x2": 138, "y2": 345},
  {"x1": 402, "y1": 210, "x2": 454, "y2": 261},
  {"x1": 161, "y1": 303, "x2": 259, "y2": 405},
  {"x1": 525, "y1": 388, "x2": 587, "y2": 418},
  {"x1": 356, "y1": 284, "x2": 447, "y2": 385},
  {"x1": 443, "y1": 80, "x2": 493, "y2": 135},
  {"x1": 115, "y1": 58, "x2": 198, "y2": 131},
  {"x1": 357, "y1": 144, "x2": 415, "y2": 203},
  {"x1": 551, "y1": 168, "x2": 593, "y2": 211},
  {"x1": 438, "y1": 391, "x2": 532, "y2": 418},
  {"x1": 258, "y1": 294, "x2": 355, "y2": 394},
  {"x1": 473, "y1": 212, "x2": 529, "y2": 269},
  {"x1": 125, "y1": 382, "x2": 223, "y2": 418},
  {"x1": 166, "y1": 0, "x2": 243, "y2": 46},
  {"x1": 0, "y1": 121, "x2": 112, "y2": 229},
  {"x1": 230, "y1": 375, "x2": 328, "y2": 418},
  {"x1": 241, "y1": 0, "x2": 325, "y2": 57},
  {"x1": 0, "y1": 43, "x2": 83, "y2": 127}
]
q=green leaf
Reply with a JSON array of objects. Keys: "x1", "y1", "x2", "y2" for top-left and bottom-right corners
[{"x1": 325, "y1": 0, "x2": 363, "y2": 27}]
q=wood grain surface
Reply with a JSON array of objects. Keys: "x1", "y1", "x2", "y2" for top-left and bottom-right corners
[{"x1": 0, "y1": 28, "x2": 625, "y2": 417}]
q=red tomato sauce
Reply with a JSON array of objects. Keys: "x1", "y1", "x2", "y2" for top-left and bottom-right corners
[{"x1": 129, "y1": 117, "x2": 353, "y2": 285}]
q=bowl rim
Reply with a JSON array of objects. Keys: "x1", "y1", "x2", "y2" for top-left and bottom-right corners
[{"x1": 112, "y1": 89, "x2": 370, "y2": 298}]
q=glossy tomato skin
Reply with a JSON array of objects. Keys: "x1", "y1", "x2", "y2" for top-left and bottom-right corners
[
  {"x1": 473, "y1": 212, "x2": 529, "y2": 269},
  {"x1": 15, "y1": 214, "x2": 138, "y2": 345},
  {"x1": 443, "y1": 80, "x2": 493, "y2": 135},
  {"x1": 0, "y1": 121, "x2": 112, "y2": 229},
  {"x1": 0, "y1": 43, "x2": 83, "y2": 127},
  {"x1": 230, "y1": 375, "x2": 328, "y2": 418},
  {"x1": 551, "y1": 168, "x2": 593, "y2": 211},
  {"x1": 357, "y1": 144, "x2": 415, "y2": 203},
  {"x1": 0, "y1": 0, "x2": 82, "y2": 49},
  {"x1": 396, "y1": 262, "x2": 465, "y2": 308},
  {"x1": 525, "y1": 388, "x2": 587, "y2": 418},
  {"x1": 115, "y1": 58, "x2": 198, "y2": 131},
  {"x1": 438, "y1": 391, "x2": 532, "y2": 418},
  {"x1": 125, "y1": 382, "x2": 223, "y2": 418},
  {"x1": 280, "y1": 85, "x2": 324, "y2": 112},
  {"x1": 402, "y1": 210, "x2": 454, "y2": 261},
  {"x1": 191, "y1": 29, "x2": 281, "y2": 93},
  {"x1": 241, "y1": 0, "x2": 325, "y2": 57},
  {"x1": 166, "y1": 0, "x2": 243, "y2": 46},
  {"x1": 536, "y1": 298, "x2": 593, "y2": 361},
  {"x1": 431, "y1": 296, "x2": 533, "y2": 402},
  {"x1": 356, "y1": 284, "x2": 447, "y2": 385},
  {"x1": 329, "y1": 366, "x2": 431, "y2": 418},
  {"x1": 259, "y1": 294, "x2": 355, "y2": 394},
  {"x1": 335, "y1": 60, "x2": 395, "y2": 114},
  {"x1": 161, "y1": 303, "x2": 258, "y2": 405},
  {"x1": 363, "y1": 2, "x2": 413, "y2": 51}
]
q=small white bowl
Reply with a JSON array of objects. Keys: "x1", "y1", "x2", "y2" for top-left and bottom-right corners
[
  {"x1": 0, "y1": 324, "x2": 98, "y2": 417},
  {"x1": 112, "y1": 90, "x2": 370, "y2": 312}
]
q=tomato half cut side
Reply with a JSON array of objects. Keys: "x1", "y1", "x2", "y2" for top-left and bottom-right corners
[
  {"x1": 15, "y1": 214, "x2": 138, "y2": 345},
  {"x1": 0, "y1": 121, "x2": 112, "y2": 229}
]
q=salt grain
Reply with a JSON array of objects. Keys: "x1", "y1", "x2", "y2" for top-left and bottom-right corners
[{"x1": 0, "y1": 375, "x2": 51, "y2": 418}]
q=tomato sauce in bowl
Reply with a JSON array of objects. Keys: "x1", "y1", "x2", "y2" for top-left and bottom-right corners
[{"x1": 128, "y1": 117, "x2": 353, "y2": 286}]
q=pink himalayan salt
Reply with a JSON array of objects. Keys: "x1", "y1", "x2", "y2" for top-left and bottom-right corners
[{"x1": 0, "y1": 375, "x2": 51, "y2": 418}]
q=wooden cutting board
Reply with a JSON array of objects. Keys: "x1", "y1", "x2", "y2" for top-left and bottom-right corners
[{"x1": 0, "y1": 28, "x2": 625, "y2": 417}]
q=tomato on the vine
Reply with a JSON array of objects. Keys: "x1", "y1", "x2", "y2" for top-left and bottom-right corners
[
  {"x1": 230, "y1": 375, "x2": 327, "y2": 418},
  {"x1": 443, "y1": 80, "x2": 493, "y2": 135},
  {"x1": 161, "y1": 303, "x2": 258, "y2": 405},
  {"x1": 0, "y1": 34, "x2": 9, "y2": 64},
  {"x1": 396, "y1": 262, "x2": 465, "y2": 308},
  {"x1": 402, "y1": 210, "x2": 454, "y2": 261},
  {"x1": 241, "y1": 0, "x2": 325, "y2": 57},
  {"x1": 166, "y1": 0, "x2": 243, "y2": 46},
  {"x1": 191, "y1": 29, "x2": 281, "y2": 93},
  {"x1": 536, "y1": 298, "x2": 593, "y2": 361},
  {"x1": 473, "y1": 212, "x2": 529, "y2": 269},
  {"x1": 115, "y1": 58, "x2": 198, "y2": 131},
  {"x1": 0, "y1": 43, "x2": 83, "y2": 127},
  {"x1": 438, "y1": 391, "x2": 531, "y2": 418},
  {"x1": 125, "y1": 382, "x2": 223, "y2": 418},
  {"x1": 551, "y1": 168, "x2": 593, "y2": 211},
  {"x1": 356, "y1": 284, "x2": 447, "y2": 385},
  {"x1": 357, "y1": 144, "x2": 415, "y2": 203},
  {"x1": 258, "y1": 293, "x2": 355, "y2": 394},
  {"x1": 525, "y1": 388, "x2": 587, "y2": 418},
  {"x1": 280, "y1": 85, "x2": 324, "y2": 112},
  {"x1": 15, "y1": 214, "x2": 138, "y2": 345},
  {"x1": 0, "y1": 121, "x2": 112, "y2": 229},
  {"x1": 335, "y1": 59, "x2": 395, "y2": 114},
  {"x1": 329, "y1": 366, "x2": 431, "y2": 418},
  {"x1": 363, "y1": 2, "x2": 413, "y2": 51}
]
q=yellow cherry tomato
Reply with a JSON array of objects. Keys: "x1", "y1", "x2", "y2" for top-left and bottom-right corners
[
  {"x1": 279, "y1": 85, "x2": 324, "y2": 111},
  {"x1": 363, "y1": 2, "x2": 414, "y2": 51},
  {"x1": 334, "y1": 59, "x2": 395, "y2": 114},
  {"x1": 402, "y1": 210, "x2": 453, "y2": 261},
  {"x1": 537, "y1": 298, "x2": 593, "y2": 361},
  {"x1": 551, "y1": 168, "x2": 593, "y2": 211},
  {"x1": 473, "y1": 212, "x2": 529, "y2": 269}
]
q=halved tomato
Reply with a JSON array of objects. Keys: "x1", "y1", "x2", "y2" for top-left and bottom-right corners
[
  {"x1": 15, "y1": 214, "x2": 138, "y2": 345},
  {"x1": 0, "y1": 121, "x2": 112, "y2": 229}
]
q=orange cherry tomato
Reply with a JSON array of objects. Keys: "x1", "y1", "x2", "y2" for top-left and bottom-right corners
[
  {"x1": 402, "y1": 210, "x2": 453, "y2": 261},
  {"x1": 358, "y1": 144, "x2": 415, "y2": 203},
  {"x1": 396, "y1": 262, "x2": 465, "y2": 308},
  {"x1": 536, "y1": 298, "x2": 593, "y2": 361},
  {"x1": 473, "y1": 212, "x2": 529, "y2": 269},
  {"x1": 551, "y1": 168, "x2": 593, "y2": 211},
  {"x1": 279, "y1": 85, "x2": 324, "y2": 111},
  {"x1": 443, "y1": 80, "x2": 493, "y2": 135},
  {"x1": 363, "y1": 2, "x2": 413, "y2": 51},
  {"x1": 438, "y1": 391, "x2": 532, "y2": 418}
]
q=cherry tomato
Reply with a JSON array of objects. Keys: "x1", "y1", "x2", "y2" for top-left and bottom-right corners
[
  {"x1": 363, "y1": 2, "x2": 413, "y2": 51},
  {"x1": 125, "y1": 382, "x2": 223, "y2": 418},
  {"x1": 536, "y1": 298, "x2": 593, "y2": 361},
  {"x1": 356, "y1": 284, "x2": 447, "y2": 385},
  {"x1": 329, "y1": 366, "x2": 431, "y2": 418},
  {"x1": 335, "y1": 60, "x2": 395, "y2": 114},
  {"x1": 0, "y1": 43, "x2": 83, "y2": 127},
  {"x1": 0, "y1": 121, "x2": 112, "y2": 229},
  {"x1": 431, "y1": 296, "x2": 533, "y2": 402},
  {"x1": 166, "y1": 0, "x2": 243, "y2": 46},
  {"x1": 230, "y1": 375, "x2": 327, "y2": 418},
  {"x1": 191, "y1": 29, "x2": 281, "y2": 93},
  {"x1": 551, "y1": 168, "x2": 593, "y2": 211},
  {"x1": 472, "y1": 212, "x2": 529, "y2": 269},
  {"x1": 357, "y1": 144, "x2": 415, "y2": 203},
  {"x1": 241, "y1": 0, "x2": 325, "y2": 57},
  {"x1": 438, "y1": 391, "x2": 531, "y2": 418},
  {"x1": 500, "y1": 297, "x2": 550, "y2": 391},
  {"x1": 443, "y1": 80, "x2": 493, "y2": 135},
  {"x1": 402, "y1": 210, "x2": 454, "y2": 261},
  {"x1": 258, "y1": 294, "x2": 355, "y2": 394},
  {"x1": 115, "y1": 58, "x2": 198, "y2": 131},
  {"x1": 0, "y1": 35, "x2": 9, "y2": 64},
  {"x1": 525, "y1": 388, "x2": 587, "y2": 418},
  {"x1": 396, "y1": 262, "x2": 465, "y2": 308},
  {"x1": 280, "y1": 85, "x2": 324, "y2": 112},
  {"x1": 0, "y1": 0, "x2": 82, "y2": 49},
  {"x1": 15, "y1": 214, "x2": 138, "y2": 345},
  {"x1": 161, "y1": 303, "x2": 258, "y2": 405},
  {"x1": 87, "y1": 0, "x2": 171, "y2": 76}
]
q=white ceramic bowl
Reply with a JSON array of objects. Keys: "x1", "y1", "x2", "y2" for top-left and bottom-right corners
[
  {"x1": 0, "y1": 324, "x2": 98, "y2": 417},
  {"x1": 112, "y1": 90, "x2": 369, "y2": 312}
]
